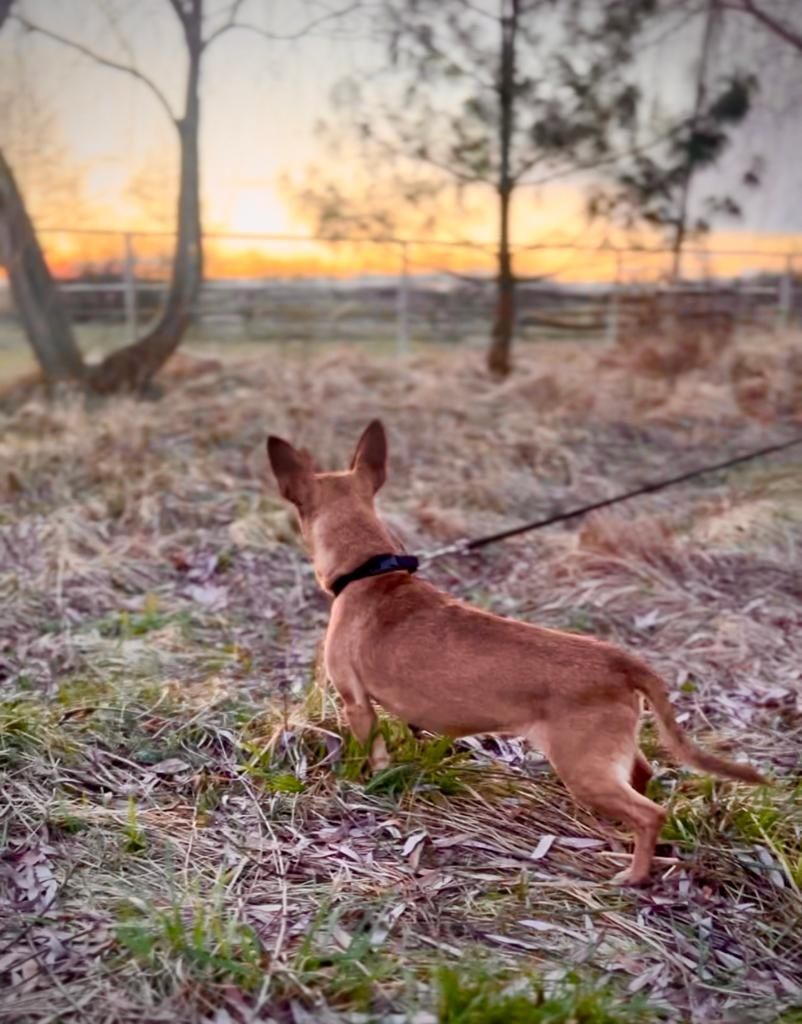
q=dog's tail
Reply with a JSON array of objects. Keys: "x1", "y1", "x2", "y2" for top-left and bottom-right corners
[{"x1": 629, "y1": 664, "x2": 768, "y2": 785}]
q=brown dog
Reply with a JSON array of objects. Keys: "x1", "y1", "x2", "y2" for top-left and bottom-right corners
[{"x1": 267, "y1": 420, "x2": 767, "y2": 885}]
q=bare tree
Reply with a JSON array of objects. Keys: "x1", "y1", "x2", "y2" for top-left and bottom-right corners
[
  {"x1": 0, "y1": 150, "x2": 88, "y2": 383},
  {"x1": 298, "y1": 0, "x2": 663, "y2": 376},
  {"x1": 0, "y1": 0, "x2": 87, "y2": 385},
  {"x1": 720, "y1": 0, "x2": 802, "y2": 51},
  {"x1": 4, "y1": 0, "x2": 358, "y2": 395},
  {"x1": 671, "y1": 0, "x2": 720, "y2": 279},
  {"x1": 492, "y1": 0, "x2": 517, "y2": 377},
  {"x1": 9, "y1": 0, "x2": 208, "y2": 392}
]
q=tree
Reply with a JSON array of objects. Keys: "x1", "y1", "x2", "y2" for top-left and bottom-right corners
[
  {"x1": 0, "y1": 0, "x2": 87, "y2": 386},
  {"x1": 297, "y1": 0, "x2": 663, "y2": 376},
  {"x1": 719, "y1": 0, "x2": 802, "y2": 52},
  {"x1": 7, "y1": 0, "x2": 208, "y2": 393},
  {"x1": 3, "y1": 0, "x2": 358, "y2": 394},
  {"x1": 0, "y1": 149, "x2": 87, "y2": 383},
  {"x1": 588, "y1": 0, "x2": 759, "y2": 276}
]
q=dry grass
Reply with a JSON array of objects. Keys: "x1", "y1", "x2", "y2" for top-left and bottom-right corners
[{"x1": 1, "y1": 339, "x2": 801, "y2": 1023}]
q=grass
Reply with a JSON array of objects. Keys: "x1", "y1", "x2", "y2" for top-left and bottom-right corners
[
  {"x1": 662, "y1": 776, "x2": 802, "y2": 892},
  {"x1": 292, "y1": 902, "x2": 407, "y2": 1011},
  {"x1": 116, "y1": 889, "x2": 265, "y2": 991},
  {"x1": 436, "y1": 966, "x2": 656, "y2": 1023},
  {"x1": 1, "y1": 340, "x2": 801, "y2": 1022}
]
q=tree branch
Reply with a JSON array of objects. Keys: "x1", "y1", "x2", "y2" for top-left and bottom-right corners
[
  {"x1": 203, "y1": 0, "x2": 361, "y2": 48},
  {"x1": 201, "y1": 0, "x2": 246, "y2": 49},
  {"x1": 0, "y1": 0, "x2": 14, "y2": 33},
  {"x1": 453, "y1": 0, "x2": 500, "y2": 23},
  {"x1": 13, "y1": 13, "x2": 177, "y2": 124},
  {"x1": 391, "y1": 142, "x2": 493, "y2": 187},
  {"x1": 516, "y1": 120, "x2": 689, "y2": 190},
  {"x1": 166, "y1": 0, "x2": 190, "y2": 29},
  {"x1": 719, "y1": 0, "x2": 802, "y2": 52},
  {"x1": 510, "y1": 150, "x2": 548, "y2": 185}
]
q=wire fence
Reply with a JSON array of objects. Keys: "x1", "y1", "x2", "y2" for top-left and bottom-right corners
[{"x1": 1, "y1": 227, "x2": 800, "y2": 355}]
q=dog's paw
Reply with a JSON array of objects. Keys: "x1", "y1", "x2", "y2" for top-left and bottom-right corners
[
  {"x1": 610, "y1": 868, "x2": 652, "y2": 888},
  {"x1": 369, "y1": 737, "x2": 391, "y2": 773}
]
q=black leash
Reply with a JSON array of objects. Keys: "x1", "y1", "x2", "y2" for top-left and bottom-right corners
[{"x1": 421, "y1": 433, "x2": 802, "y2": 563}]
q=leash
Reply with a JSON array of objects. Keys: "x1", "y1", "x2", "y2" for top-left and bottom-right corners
[{"x1": 419, "y1": 433, "x2": 802, "y2": 563}]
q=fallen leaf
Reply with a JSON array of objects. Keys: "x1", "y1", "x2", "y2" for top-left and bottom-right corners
[
  {"x1": 530, "y1": 834, "x2": 556, "y2": 861},
  {"x1": 150, "y1": 758, "x2": 191, "y2": 776},
  {"x1": 402, "y1": 831, "x2": 428, "y2": 857},
  {"x1": 557, "y1": 837, "x2": 606, "y2": 850},
  {"x1": 519, "y1": 918, "x2": 555, "y2": 932},
  {"x1": 184, "y1": 583, "x2": 228, "y2": 609}
]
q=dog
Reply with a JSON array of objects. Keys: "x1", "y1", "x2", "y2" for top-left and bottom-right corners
[{"x1": 266, "y1": 420, "x2": 767, "y2": 885}]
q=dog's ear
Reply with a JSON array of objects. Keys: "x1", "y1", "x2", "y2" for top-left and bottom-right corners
[
  {"x1": 350, "y1": 419, "x2": 387, "y2": 494},
  {"x1": 267, "y1": 435, "x2": 314, "y2": 508}
]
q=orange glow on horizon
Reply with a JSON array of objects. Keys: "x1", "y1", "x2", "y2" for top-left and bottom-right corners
[
  {"x1": 12, "y1": 229, "x2": 798, "y2": 286},
  {"x1": 1, "y1": 210, "x2": 800, "y2": 287},
  {"x1": 1, "y1": 156, "x2": 795, "y2": 286}
]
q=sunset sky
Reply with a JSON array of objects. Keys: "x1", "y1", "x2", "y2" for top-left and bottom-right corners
[{"x1": 2, "y1": 0, "x2": 802, "y2": 283}]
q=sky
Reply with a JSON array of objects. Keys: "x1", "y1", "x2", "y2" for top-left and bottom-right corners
[{"x1": 2, "y1": 0, "x2": 802, "y2": 283}]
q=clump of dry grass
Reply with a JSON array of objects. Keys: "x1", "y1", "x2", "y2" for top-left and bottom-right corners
[
  {"x1": 731, "y1": 340, "x2": 802, "y2": 423},
  {"x1": 610, "y1": 294, "x2": 735, "y2": 383},
  {"x1": 577, "y1": 511, "x2": 677, "y2": 568},
  {"x1": 1, "y1": 340, "x2": 801, "y2": 1023}
]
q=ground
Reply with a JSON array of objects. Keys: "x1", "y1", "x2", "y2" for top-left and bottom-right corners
[{"x1": 0, "y1": 339, "x2": 801, "y2": 1024}]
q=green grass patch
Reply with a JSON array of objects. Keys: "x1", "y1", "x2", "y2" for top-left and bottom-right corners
[
  {"x1": 116, "y1": 891, "x2": 265, "y2": 991},
  {"x1": 329, "y1": 719, "x2": 476, "y2": 798},
  {"x1": 663, "y1": 776, "x2": 802, "y2": 888},
  {"x1": 56, "y1": 675, "x2": 117, "y2": 706},
  {"x1": 124, "y1": 796, "x2": 148, "y2": 853},
  {"x1": 561, "y1": 607, "x2": 598, "y2": 635},
  {"x1": 293, "y1": 905, "x2": 404, "y2": 1011},
  {"x1": 93, "y1": 607, "x2": 187, "y2": 640},
  {"x1": 0, "y1": 697, "x2": 75, "y2": 766},
  {"x1": 770, "y1": 1008, "x2": 802, "y2": 1024},
  {"x1": 364, "y1": 730, "x2": 472, "y2": 798},
  {"x1": 436, "y1": 964, "x2": 656, "y2": 1024},
  {"x1": 241, "y1": 716, "x2": 482, "y2": 801}
]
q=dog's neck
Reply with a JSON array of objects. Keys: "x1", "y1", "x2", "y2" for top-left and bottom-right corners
[{"x1": 311, "y1": 508, "x2": 400, "y2": 595}]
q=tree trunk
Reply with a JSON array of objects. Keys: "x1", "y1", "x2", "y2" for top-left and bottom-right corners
[
  {"x1": 487, "y1": 0, "x2": 517, "y2": 377},
  {"x1": 0, "y1": 148, "x2": 86, "y2": 385},
  {"x1": 87, "y1": 3, "x2": 203, "y2": 394},
  {"x1": 488, "y1": 186, "x2": 515, "y2": 376},
  {"x1": 671, "y1": 0, "x2": 718, "y2": 282}
]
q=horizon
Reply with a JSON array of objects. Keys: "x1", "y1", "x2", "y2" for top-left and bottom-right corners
[{"x1": 2, "y1": 1, "x2": 802, "y2": 285}]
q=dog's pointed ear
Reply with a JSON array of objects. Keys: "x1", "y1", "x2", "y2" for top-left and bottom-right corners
[
  {"x1": 350, "y1": 419, "x2": 387, "y2": 494},
  {"x1": 267, "y1": 435, "x2": 313, "y2": 507}
]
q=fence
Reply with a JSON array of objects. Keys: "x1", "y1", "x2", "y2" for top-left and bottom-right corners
[{"x1": 0, "y1": 228, "x2": 800, "y2": 355}]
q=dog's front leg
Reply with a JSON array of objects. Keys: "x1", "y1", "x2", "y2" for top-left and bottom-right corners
[{"x1": 342, "y1": 693, "x2": 390, "y2": 773}]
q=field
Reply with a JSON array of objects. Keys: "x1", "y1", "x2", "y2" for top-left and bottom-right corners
[{"x1": 1, "y1": 338, "x2": 801, "y2": 1023}]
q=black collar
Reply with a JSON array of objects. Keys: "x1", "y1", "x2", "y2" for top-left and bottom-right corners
[{"x1": 330, "y1": 553, "x2": 419, "y2": 597}]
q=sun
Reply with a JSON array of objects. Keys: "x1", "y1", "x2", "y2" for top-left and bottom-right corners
[{"x1": 223, "y1": 187, "x2": 294, "y2": 236}]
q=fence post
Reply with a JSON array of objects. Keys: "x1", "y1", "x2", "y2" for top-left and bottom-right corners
[
  {"x1": 606, "y1": 251, "x2": 622, "y2": 345},
  {"x1": 778, "y1": 254, "x2": 793, "y2": 331},
  {"x1": 122, "y1": 232, "x2": 138, "y2": 342},
  {"x1": 396, "y1": 241, "x2": 410, "y2": 357}
]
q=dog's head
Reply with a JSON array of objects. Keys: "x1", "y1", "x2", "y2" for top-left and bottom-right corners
[{"x1": 266, "y1": 420, "x2": 390, "y2": 585}]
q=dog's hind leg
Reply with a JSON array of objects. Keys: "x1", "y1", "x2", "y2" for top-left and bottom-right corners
[
  {"x1": 559, "y1": 764, "x2": 666, "y2": 884},
  {"x1": 631, "y1": 751, "x2": 653, "y2": 795},
  {"x1": 545, "y1": 713, "x2": 666, "y2": 885},
  {"x1": 593, "y1": 781, "x2": 665, "y2": 885}
]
